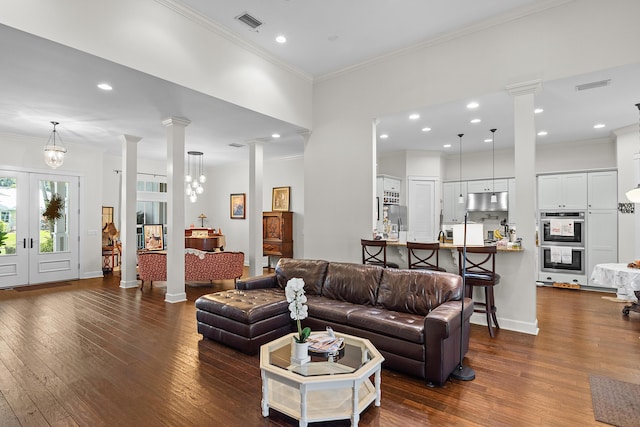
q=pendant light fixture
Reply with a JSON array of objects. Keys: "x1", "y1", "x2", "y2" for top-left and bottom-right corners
[
  {"x1": 490, "y1": 129, "x2": 498, "y2": 203},
  {"x1": 458, "y1": 133, "x2": 464, "y2": 204},
  {"x1": 185, "y1": 151, "x2": 205, "y2": 203},
  {"x1": 625, "y1": 103, "x2": 640, "y2": 203},
  {"x1": 43, "y1": 121, "x2": 67, "y2": 169}
]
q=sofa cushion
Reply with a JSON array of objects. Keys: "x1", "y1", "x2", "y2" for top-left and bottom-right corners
[
  {"x1": 305, "y1": 295, "x2": 364, "y2": 324},
  {"x1": 195, "y1": 288, "x2": 288, "y2": 324},
  {"x1": 322, "y1": 262, "x2": 382, "y2": 305},
  {"x1": 346, "y1": 307, "x2": 425, "y2": 343},
  {"x1": 377, "y1": 269, "x2": 462, "y2": 316},
  {"x1": 275, "y1": 258, "x2": 329, "y2": 295}
]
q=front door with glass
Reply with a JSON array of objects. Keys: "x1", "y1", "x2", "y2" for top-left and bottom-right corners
[{"x1": 0, "y1": 170, "x2": 79, "y2": 288}]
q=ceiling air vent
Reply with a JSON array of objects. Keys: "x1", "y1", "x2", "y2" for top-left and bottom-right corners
[
  {"x1": 229, "y1": 142, "x2": 244, "y2": 148},
  {"x1": 575, "y1": 79, "x2": 611, "y2": 91},
  {"x1": 235, "y1": 12, "x2": 263, "y2": 30}
]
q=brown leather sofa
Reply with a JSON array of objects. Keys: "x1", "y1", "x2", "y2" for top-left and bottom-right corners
[{"x1": 195, "y1": 258, "x2": 472, "y2": 386}]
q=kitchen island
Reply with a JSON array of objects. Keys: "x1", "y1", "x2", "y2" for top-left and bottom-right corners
[{"x1": 384, "y1": 240, "x2": 536, "y2": 335}]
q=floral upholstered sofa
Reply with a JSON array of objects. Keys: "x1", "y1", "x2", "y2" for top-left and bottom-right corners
[{"x1": 137, "y1": 249, "x2": 244, "y2": 288}]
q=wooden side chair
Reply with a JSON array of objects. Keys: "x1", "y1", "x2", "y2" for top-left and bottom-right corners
[
  {"x1": 361, "y1": 239, "x2": 399, "y2": 269},
  {"x1": 406, "y1": 242, "x2": 445, "y2": 272},
  {"x1": 457, "y1": 246, "x2": 500, "y2": 337}
]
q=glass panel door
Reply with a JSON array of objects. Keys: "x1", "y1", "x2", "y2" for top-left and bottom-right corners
[
  {"x1": 0, "y1": 172, "x2": 28, "y2": 287},
  {"x1": 29, "y1": 173, "x2": 79, "y2": 284}
]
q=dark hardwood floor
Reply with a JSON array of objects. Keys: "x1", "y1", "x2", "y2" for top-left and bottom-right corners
[{"x1": 0, "y1": 270, "x2": 637, "y2": 426}]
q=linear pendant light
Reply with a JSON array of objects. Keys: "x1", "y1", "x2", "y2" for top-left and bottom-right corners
[
  {"x1": 490, "y1": 129, "x2": 497, "y2": 203},
  {"x1": 458, "y1": 133, "x2": 464, "y2": 204}
]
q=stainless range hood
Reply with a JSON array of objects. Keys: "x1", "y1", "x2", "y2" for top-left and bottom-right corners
[{"x1": 467, "y1": 192, "x2": 508, "y2": 212}]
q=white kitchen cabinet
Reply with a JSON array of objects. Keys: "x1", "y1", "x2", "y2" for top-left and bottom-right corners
[
  {"x1": 442, "y1": 181, "x2": 467, "y2": 223},
  {"x1": 466, "y1": 179, "x2": 508, "y2": 193},
  {"x1": 588, "y1": 171, "x2": 618, "y2": 209},
  {"x1": 587, "y1": 209, "x2": 618, "y2": 286},
  {"x1": 538, "y1": 173, "x2": 587, "y2": 210},
  {"x1": 507, "y1": 178, "x2": 516, "y2": 225},
  {"x1": 377, "y1": 175, "x2": 401, "y2": 205}
]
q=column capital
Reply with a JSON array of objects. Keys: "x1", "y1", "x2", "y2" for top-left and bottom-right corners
[
  {"x1": 120, "y1": 134, "x2": 142, "y2": 144},
  {"x1": 162, "y1": 116, "x2": 191, "y2": 127},
  {"x1": 506, "y1": 79, "x2": 542, "y2": 97}
]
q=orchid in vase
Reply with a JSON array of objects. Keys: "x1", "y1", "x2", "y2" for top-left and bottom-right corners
[{"x1": 285, "y1": 278, "x2": 311, "y2": 343}]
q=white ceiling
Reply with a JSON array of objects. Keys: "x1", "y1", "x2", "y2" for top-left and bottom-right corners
[{"x1": 1, "y1": 1, "x2": 639, "y2": 168}]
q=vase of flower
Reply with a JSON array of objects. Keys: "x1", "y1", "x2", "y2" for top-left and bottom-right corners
[
  {"x1": 286, "y1": 277, "x2": 311, "y2": 365},
  {"x1": 292, "y1": 340, "x2": 310, "y2": 364}
]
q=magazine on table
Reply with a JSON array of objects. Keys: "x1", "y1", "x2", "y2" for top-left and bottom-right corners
[{"x1": 307, "y1": 334, "x2": 344, "y2": 353}]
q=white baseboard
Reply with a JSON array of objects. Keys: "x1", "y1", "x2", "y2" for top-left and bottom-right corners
[
  {"x1": 165, "y1": 292, "x2": 187, "y2": 303},
  {"x1": 470, "y1": 313, "x2": 539, "y2": 335}
]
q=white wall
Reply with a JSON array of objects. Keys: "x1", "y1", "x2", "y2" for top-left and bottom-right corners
[
  {"x1": 615, "y1": 126, "x2": 638, "y2": 261},
  {"x1": 307, "y1": 0, "x2": 640, "y2": 335},
  {"x1": 309, "y1": 0, "x2": 640, "y2": 262},
  {"x1": 196, "y1": 156, "x2": 304, "y2": 261}
]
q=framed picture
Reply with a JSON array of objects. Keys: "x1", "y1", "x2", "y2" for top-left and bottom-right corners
[
  {"x1": 230, "y1": 193, "x2": 246, "y2": 219},
  {"x1": 272, "y1": 186, "x2": 290, "y2": 211},
  {"x1": 143, "y1": 224, "x2": 164, "y2": 251}
]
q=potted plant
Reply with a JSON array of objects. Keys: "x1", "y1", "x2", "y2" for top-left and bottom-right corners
[
  {"x1": 285, "y1": 277, "x2": 311, "y2": 364},
  {"x1": 0, "y1": 228, "x2": 7, "y2": 253}
]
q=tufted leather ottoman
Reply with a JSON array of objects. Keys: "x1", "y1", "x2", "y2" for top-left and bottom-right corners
[{"x1": 195, "y1": 288, "x2": 292, "y2": 354}]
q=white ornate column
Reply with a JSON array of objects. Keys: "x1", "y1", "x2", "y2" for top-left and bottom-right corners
[
  {"x1": 119, "y1": 134, "x2": 142, "y2": 289},
  {"x1": 163, "y1": 116, "x2": 191, "y2": 303},
  {"x1": 248, "y1": 140, "x2": 264, "y2": 277},
  {"x1": 506, "y1": 79, "x2": 541, "y2": 335}
]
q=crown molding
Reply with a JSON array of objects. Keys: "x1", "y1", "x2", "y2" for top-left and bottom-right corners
[
  {"x1": 154, "y1": 0, "x2": 313, "y2": 83},
  {"x1": 316, "y1": 0, "x2": 575, "y2": 83}
]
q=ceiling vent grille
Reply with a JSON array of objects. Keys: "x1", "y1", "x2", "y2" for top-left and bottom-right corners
[
  {"x1": 235, "y1": 12, "x2": 263, "y2": 30},
  {"x1": 575, "y1": 79, "x2": 611, "y2": 91}
]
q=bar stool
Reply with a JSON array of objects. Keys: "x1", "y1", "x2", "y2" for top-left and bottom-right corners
[
  {"x1": 407, "y1": 242, "x2": 445, "y2": 271},
  {"x1": 361, "y1": 239, "x2": 399, "y2": 268},
  {"x1": 457, "y1": 246, "x2": 500, "y2": 337}
]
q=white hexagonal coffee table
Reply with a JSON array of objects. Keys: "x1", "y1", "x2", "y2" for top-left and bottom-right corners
[{"x1": 260, "y1": 332, "x2": 384, "y2": 426}]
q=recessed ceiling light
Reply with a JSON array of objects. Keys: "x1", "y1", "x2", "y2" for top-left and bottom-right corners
[
  {"x1": 443, "y1": 144, "x2": 452, "y2": 148},
  {"x1": 538, "y1": 131, "x2": 548, "y2": 136},
  {"x1": 421, "y1": 127, "x2": 431, "y2": 132},
  {"x1": 484, "y1": 138, "x2": 492, "y2": 143},
  {"x1": 534, "y1": 108, "x2": 544, "y2": 114},
  {"x1": 409, "y1": 113, "x2": 420, "y2": 120},
  {"x1": 275, "y1": 35, "x2": 287, "y2": 44},
  {"x1": 97, "y1": 83, "x2": 112, "y2": 91},
  {"x1": 593, "y1": 123, "x2": 606, "y2": 129},
  {"x1": 379, "y1": 134, "x2": 389, "y2": 139},
  {"x1": 470, "y1": 118, "x2": 481, "y2": 124},
  {"x1": 271, "y1": 133, "x2": 281, "y2": 138},
  {"x1": 467, "y1": 102, "x2": 479, "y2": 109}
]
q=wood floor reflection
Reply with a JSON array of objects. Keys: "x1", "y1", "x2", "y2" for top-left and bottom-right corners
[{"x1": 0, "y1": 270, "x2": 637, "y2": 426}]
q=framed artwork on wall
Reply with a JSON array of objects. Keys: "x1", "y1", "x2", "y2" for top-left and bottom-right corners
[
  {"x1": 143, "y1": 224, "x2": 164, "y2": 250},
  {"x1": 230, "y1": 193, "x2": 246, "y2": 219},
  {"x1": 272, "y1": 186, "x2": 290, "y2": 212}
]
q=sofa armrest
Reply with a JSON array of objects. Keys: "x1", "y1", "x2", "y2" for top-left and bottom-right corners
[
  {"x1": 236, "y1": 273, "x2": 278, "y2": 290},
  {"x1": 424, "y1": 298, "x2": 473, "y2": 340}
]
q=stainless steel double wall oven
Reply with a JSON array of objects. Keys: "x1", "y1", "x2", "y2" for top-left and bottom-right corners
[{"x1": 539, "y1": 211, "x2": 586, "y2": 275}]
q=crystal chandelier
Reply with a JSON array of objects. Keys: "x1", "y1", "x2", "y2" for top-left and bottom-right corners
[
  {"x1": 185, "y1": 151, "x2": 205, "y2": 203},
  {"x1": 44, "y1": 121, "x2": 67, "y2": 169}
]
